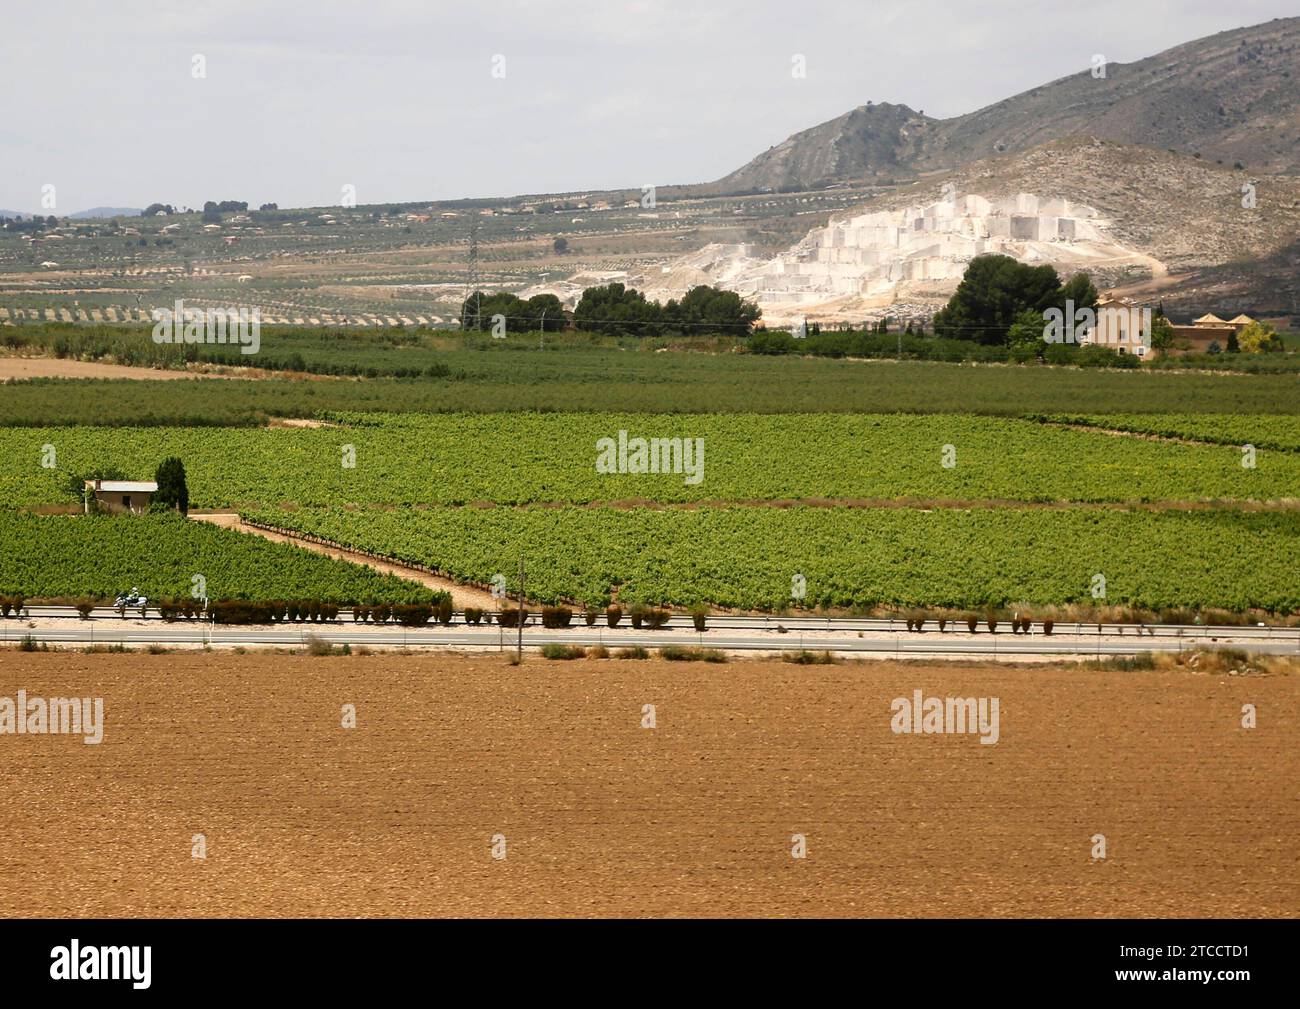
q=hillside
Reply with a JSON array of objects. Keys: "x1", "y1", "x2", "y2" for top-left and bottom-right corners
[
  {"x1": 892, "y1": 138, "x2": 1300, "y2": 264},
  {"x1": 654, "y1": 137, "x2": 1300, "y2": 319},
  {"x1": 706, "y1": 102, "x2": 936, "y2": 193},
  {"x1": 709, "y1": 17, "x2": 1300, "y2": 193}
]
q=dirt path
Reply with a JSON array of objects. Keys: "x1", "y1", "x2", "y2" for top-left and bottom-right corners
[{"x1": 190, "y1": 512, "x2": 501, "y2": 609}]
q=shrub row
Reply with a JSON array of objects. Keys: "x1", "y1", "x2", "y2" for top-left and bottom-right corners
[
  {"x1": 602, "y1": 604, "x2": 672, "y2": 629},
  {"x1": 209, "y1": 599, "x2": 345, "y2": 624},
  {"x1": 158, "y1": 597, "x2": 206, "y2": 621},
  {"x1": 903, "y1": 612, "x2": 1054, "y2": 634}
]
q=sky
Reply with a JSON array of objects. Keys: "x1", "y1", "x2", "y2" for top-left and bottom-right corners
[{"x1": 2, "y1": 0, "x2": 1296, "y2": 213}]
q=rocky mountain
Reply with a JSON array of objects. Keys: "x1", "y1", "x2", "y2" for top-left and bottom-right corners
[
  {"x1": 708, "y1": 16, "x2": 1300, "y2": 193},
  {"x1": 708, "y1": 102, "x2": 936, "y2": 193}
]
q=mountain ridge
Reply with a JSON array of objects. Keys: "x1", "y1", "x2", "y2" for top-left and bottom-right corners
[{"x1": 706, "y1": 16, "x2": 1300, "y2": 194}]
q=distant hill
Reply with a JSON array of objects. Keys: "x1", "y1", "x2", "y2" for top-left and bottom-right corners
[
  {"x1": 688, "y1": 136, "x2": 1300, "y2": 317},
  {"x1": 1, "y1": 207, "x2": 142, "y2": 220},
  {"x1": 870, "y1": 137, "x2": 1300, "y2": 313},
  {"x1": 707, "y1": 16, "x2": 1300, "y2": 193},
  {"x1": 69, "y1": 207, "x2": 142, "y2": 219}
]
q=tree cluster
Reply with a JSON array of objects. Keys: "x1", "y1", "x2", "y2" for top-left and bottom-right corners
[
  {"x1": 573, "y1": 283, "x2": 760, "y2": 336},
  {"x1": 934, "y1": 255, "x2": 1098, "y2": 346},
  {"x1": 459, "y1": 292, "x2": 567, "y2": 332}
]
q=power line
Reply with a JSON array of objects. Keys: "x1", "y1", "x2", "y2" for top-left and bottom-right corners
[{"x1": 463, "y1": 218, "x2": 481, "y2": 331}]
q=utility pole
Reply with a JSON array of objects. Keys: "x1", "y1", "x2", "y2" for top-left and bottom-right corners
[
  {"x1": 464, "y1": 218, "x2": 481, "y2": 332},
  {"x1": 516, "y1": 555, "x2": 525, "y2": 663}
]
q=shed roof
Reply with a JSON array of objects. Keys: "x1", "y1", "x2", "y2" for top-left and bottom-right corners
[{"x1": 86, "y1": 480, "x2": 158, "y2": 493}]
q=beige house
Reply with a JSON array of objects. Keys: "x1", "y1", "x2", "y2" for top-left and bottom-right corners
[
  {"x1": 84, "y1": 480, "x2": 157, "y2": 514},
  {"x1": 1081, "y1": 295, "x2": 1152, "y2": 357}
]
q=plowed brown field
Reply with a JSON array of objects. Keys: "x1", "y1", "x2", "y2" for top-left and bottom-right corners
[{"x1": 0, "y1": 652, "x2": 1295, "y2": 917}]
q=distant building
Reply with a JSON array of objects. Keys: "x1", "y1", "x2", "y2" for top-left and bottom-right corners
[
  {"x1": 84, "y1": 480, "x2": 157, "y2": 515},
  {"x1": 1167, "y1": 312, "x2": 1254, "y2": 355}
]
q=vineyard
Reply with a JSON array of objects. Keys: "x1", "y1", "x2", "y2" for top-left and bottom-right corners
[
  {"x1": 0, "y1": 513, "x2": 432, "y2": 603},
  {"x1": 1035, "y1": 413, "x2": 1300, "y2": 452},
  {"x1": 243, "y1": 504, "x2": 1300, "y2": 612},
  {"x1": 5, "y1": 405, "x2": 1297, "y2": 614},
  {"x1": 6, "y1": 412, "x2": 1299, "y2": 510}
]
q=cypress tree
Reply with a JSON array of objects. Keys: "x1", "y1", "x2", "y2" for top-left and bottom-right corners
[{"x1": 154, "y1": 457, "x2": 189, "y2": 514}]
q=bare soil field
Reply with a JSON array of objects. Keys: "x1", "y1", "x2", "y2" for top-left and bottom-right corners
[
  {"x1": 0, "y1": 356, "x2": 221, "y2": 381},
  {"x1": 0, "y1": 652, "x2": 1294, "y2": 918},
  {"x1": 0, "y1": 354, "x2": 335, "y2": 382}
]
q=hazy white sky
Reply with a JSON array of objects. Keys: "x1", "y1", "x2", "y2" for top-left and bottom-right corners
[{"x1": 2, "y1": 0, "x2": 1294, "y2": 211}]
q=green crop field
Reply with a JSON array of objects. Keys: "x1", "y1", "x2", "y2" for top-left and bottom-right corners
[
  {"x1": 3, "y1": 352, "x2": 1300, "y2": 426},
  {"x1": 242, "y1": 504, "x2": 1300, "y2": 613},
  {"x1": 0, "y1": 513, "x2": 432, "y2": 603},
  {"x1": 1034, "y1": 413, "x2": 1300, "y2": 452},
  {"x1": 5, "y1": 412, "x2": 1299, "y2": 510},
  {"x1": 3, "y1": 335, "x2": 1296, "y2": 615}
]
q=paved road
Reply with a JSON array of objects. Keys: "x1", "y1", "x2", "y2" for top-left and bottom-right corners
[
  {"x1": 9, "y1": 621, "x2": 1299, "y2": 657},
  {"x1": 15, "y1": 605, "x2": 1298, "y2": 641}
]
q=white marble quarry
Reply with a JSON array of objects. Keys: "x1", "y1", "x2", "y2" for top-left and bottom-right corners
[{"x1": 725, "y1": 192, "x2": 1131, "y2": 311}]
